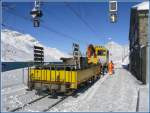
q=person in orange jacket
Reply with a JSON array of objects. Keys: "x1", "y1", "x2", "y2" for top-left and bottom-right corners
[{"x1": 108, "y1": 60, "x2": 114, "y2": 75}]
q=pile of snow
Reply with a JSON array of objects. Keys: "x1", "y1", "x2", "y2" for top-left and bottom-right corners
[
  {"x1": 1, "y1": 29, "x2": 70, "y2": 62},
  {"x1": 132, "y1": 1, "x2": 149, "y2": 10},
  {"x1": 104, "y1": 41, "x2": 129, "y2": 66}
]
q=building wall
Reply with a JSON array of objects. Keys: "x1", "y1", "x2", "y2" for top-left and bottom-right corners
[
  {"x1": 138, "y1": 11, "x2": 149, "y2": 46},
  {"x1": 129, "y1": 9, "x2": 149, "y2": 84}
]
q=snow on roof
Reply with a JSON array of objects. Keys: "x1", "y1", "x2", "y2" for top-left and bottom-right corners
[{"x1": 132, "y1": 1, "x2": 149, "y2": 10}]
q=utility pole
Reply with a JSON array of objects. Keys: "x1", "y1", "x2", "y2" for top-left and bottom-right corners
[{"x1": 122, "y1": 46, "x2": 125, "y2": 62}]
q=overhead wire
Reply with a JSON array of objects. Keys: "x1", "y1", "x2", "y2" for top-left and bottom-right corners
[
  {"x1": 40, "y1": 2, "x2": 90, "y2": 45},
  {"x1": 3, "y1": 5, "x2": 89, "y2": 45},
  {"x1": 64, "y1": 2, "x2": 99, "y2": 38},
  {"x1": 42, "y1": 5, "x2": 90, "y2": 46},
  {"x1": 2, "y1": 23, "x2": 26, "y2": 34},
  {"x1": 2, "y1": 23, "x2": 71, "y2": 54}
]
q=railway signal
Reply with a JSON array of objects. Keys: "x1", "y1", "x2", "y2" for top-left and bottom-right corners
[
  {"x1": 109, "y1": 0, "x2": 118, "y2": 23},
  {"x1": 73, "y1": 43, "x2": 81, "y2": 69},
  {"x1": 34, "y1": 45, "x2": 44, "y2": 65},
  {"x1": 30, "y1": 0, "x2": 43, "y2": 27}
]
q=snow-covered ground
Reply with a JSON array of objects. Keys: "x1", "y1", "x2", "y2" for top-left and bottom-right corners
[
  {"x1": 1, "y1": 68, "x2": 149, "y2": 112},
  {"x1": 1, "y1": 89, "x2": 40, "y2": 112},
  {"x1": 49, "y1": 68, "x2": 146, "y2": 112},
  {"x1": 138, "y1": 85, "x2": 149, "y2": 112}
]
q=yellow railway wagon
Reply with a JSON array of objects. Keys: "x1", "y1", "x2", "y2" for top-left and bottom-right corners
[{"x1": 28, "y1": 65, "x2": 100, "y2": 91}]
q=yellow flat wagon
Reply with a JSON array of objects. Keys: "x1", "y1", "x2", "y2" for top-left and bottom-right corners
[{"x1": 28, "y1": 64, "x2": 100, "y2": 92}]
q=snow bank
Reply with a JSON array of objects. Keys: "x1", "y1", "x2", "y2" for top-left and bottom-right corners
[
  {"x1": 1, "y1": 29, "x2": 70, "y2": 62},
  {"x1": 132, "y1": 1, "x2": 149, "y2": 10}
]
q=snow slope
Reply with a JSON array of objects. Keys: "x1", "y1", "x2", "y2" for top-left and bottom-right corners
[{"x1": 1, "y1": 29, "x2": 70, "y2": 62}]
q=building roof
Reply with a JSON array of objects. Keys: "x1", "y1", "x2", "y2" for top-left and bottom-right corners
[{"x1": 132, "y1": 1, "x2": 149, "y2": 11}]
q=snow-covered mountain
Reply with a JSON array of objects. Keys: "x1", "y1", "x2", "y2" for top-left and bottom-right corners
[
  {"x1": 104, "y1": 41, "x2": 129, "y2": 65},
  {"x1": 1, "y1": 29, "x2": 70, "y2": 62}
]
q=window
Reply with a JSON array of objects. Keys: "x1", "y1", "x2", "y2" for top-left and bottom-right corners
[{"x1": 97, "y1": 50, "x2": 106, "y2": 56}]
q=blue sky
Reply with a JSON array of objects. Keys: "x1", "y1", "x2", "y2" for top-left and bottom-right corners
[{"x1": 2, "y1": 1, "x2": 142, "y2": 54}]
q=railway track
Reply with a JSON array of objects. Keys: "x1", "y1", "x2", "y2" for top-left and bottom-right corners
[
  {"x1": 4, "y1": 90, "x2": 39, "y2": 111},
  {"x1": 9, "y1": 76, "x2": 101, "y2": 112},
  {"x1": 42, "y1": 95, "x2": 69, "y2": 112},
  {"x1": 10, "y1": 94, "x2": 49, "y2": 112},
  {"x1": 14, "y1": 91, "x2": 75, "y2": 112},
  {"x1": 11, "y1": 86, "x2": 91, "y2": 112},
  {"x1": 44, "y1": 78, "x2": 101, "y2": 112}
]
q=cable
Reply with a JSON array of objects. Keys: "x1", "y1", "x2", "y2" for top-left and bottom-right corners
[
  {"x1": 3, "y1": 6, "x2": 89, "y2": 45},
  {"x1": 64, "y1": 2, "x2": 98, "y2": 37},
  {"x1": 2, "y1": 23, "x2": 72, "y2": 54}
]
